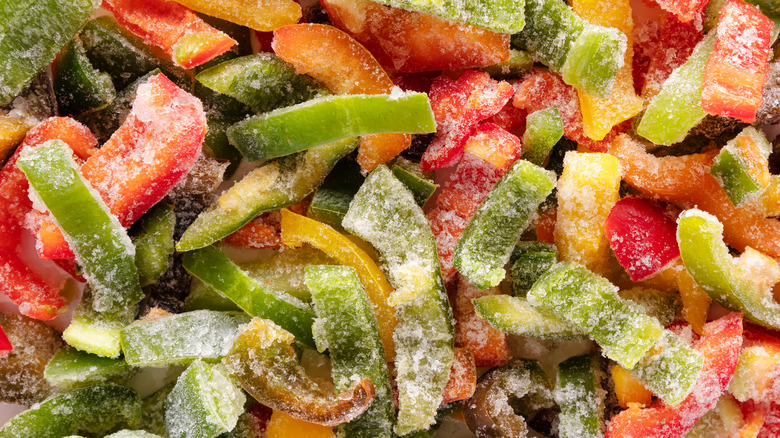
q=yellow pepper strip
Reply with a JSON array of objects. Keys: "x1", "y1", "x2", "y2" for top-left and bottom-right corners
[
  {"x1": 170, "y1": 0, "x2": 301, "y2": 32},
  {"x1": 756, "y1": 174, "x2": 780, "y2": 217},
  {"x1": 611, "y1": 364, "x2": 653, "y2": 408},
  {"x1": 555, "y1": 152, "x2": 620, "y2": 276},
  {"x1": 572, "y1": 0, "x2": 643, "y2": 140},
  {"x1": 280, "y1": 209, "x2": 397, "y2": 362},
  {"x1": 266, "y1": 411, "x2": 336, "y2": 438},
  {"x1": 675, "y1": 262, "x2": 711, "y2": 335},
  {"x1": 0, "y1": 116, "x2": 32, "y2": 165}
]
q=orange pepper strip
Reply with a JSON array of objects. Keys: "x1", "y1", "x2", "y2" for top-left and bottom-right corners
[
  {"x1": 280, "y1": 209, "x2": 397, "y2": 362},
  {"x1": 224, "y1": 199, "x2": 309, "y2": 250},
  {"x1": 609, "y1": 134, "x2": 780, "y2": 257},
  {"x1": 170, "y1": 0, "x2": 301, "y2": 32},
  {"x1": 441, "y1": 347, "x2": 477, "y2": 403},
  {"x1": 320, "y1": 0, "x2": 509, "y2": 73},
  {"x1": 612, "y1": 364, "x2": 653, "y2": 408},
  {"x1": 0, "y1": 116, "x2": 32, "y2": 165},
  {"x1": 675, "y1": 262, "x2": 711, "y2": 335},
  {"x1": 266, "y1": 411, "x2": 335, "y2": 438},
  {"x1": 450, "y1": 275, "x2": 509, "y2": 368},
  {"x1": 272, "y1": 24, "x2": 410, "y2": 172}
]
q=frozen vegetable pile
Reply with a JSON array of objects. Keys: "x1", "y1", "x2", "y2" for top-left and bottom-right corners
[{"x1": 1, "y1": 0, "x2": 780, "y2": 437}]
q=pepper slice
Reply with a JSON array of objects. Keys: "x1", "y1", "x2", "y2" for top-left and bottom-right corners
[
  {"x1": 473, "y1": 294, "x2": 586, "y2": 340},
  {"x1": 18, "y1": 140, "x2": 142, "y2": 315},
  {"x1": 342, "y1": 165, "x2": 454, "y2": 435},
  {"x1": 370, "y1": 0, "x2": 525, "y2": 33},
  {"x1": 523, "y1": 107, "x2": 563, "y2": 165},
  {"x1": 43, "y1": 347, "x2": 135, "y2": 389},
  {"x1": 453, "y1": 159, "x2": 556, "y2": 289},
  {"x1": 170, "y1": 0, "x2": 301, "y2": 31},
  {"x1": 222, "y1": 319, "x2": 375, "y2": 427},
  {"x1": 451, "y1": 276, "x2": 511, "y2": 368},
  {"x1": 62, "y1": 288, "x2": 137, "y2": 359},
  {"x1": 710, "y1": 127, "x2": 772, "y2": 207},
  {"x1": 280, "y1": 209, "x2": 397, "y2": 361},
  {"x1": 52, "y1": 38, "x2": 116, "y2": 117},
  {"x1": 555, "y1": 355, "x2": 605, "y2": 438},
  {"x1": 131, "y1": 203, "x2": 175, "y2": 287},
  {"x1": 305, "y1": 265, "x2": 395, "y2": 437}
]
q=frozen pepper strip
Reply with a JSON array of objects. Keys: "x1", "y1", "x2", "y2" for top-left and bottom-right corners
[
  {"x1": 554, "y1": 355, "x2": 604, "y2": 438},
  {"x1": 701, "y1": 0, "x2": 773, "y2": 123},
  {"x1": 18, "y1": 140, "x2": 142, "y2": 314},
  {"x1": 182, "y1": 246, "x2": 316, "y2": 348},
  {"x1": 273, "y1": 23, "x2": 412, "y2": 172},
  {"x1": 170, "y1": 0, "x2": 300, "y2": 31},
  {"x1": 473, "y1": 294, "x2": 585, "y2": 340},
  {"x1": 677, "y1": 209, "x2": 780, "y2": 329},
  {"x1": 729, "y1": 323, "x2": 780, "y2": 402},
  {"x1": 53, "y1": 38, "x2": 116, "y2": 117},
  {"x1": 630, "y1": 329, "x2": 703, "y2": 405},
  {"x1": 0, "y1": 383, "x2": 141, "y2": 438},
  {"x1": 527, "y1": 262, "x2": 664, "y2": 368},
  {"x1": 523, "y1": 107, "x2": 563, "y2": 165},
  {"x1": 195, "y1": 53, "x2": 326, "y2": 114},
  {"x1": 223, "y1": 319, "x2": 375, "y2": 426},
  {"x1": 0, "y1": 117, "x2": 31, "y2": 165},
  {"x1": 102, "y1": 0, "x2": 235, "y2": 68},
  {"x1": 454, "y1": 159, "x2": 556, "y2": 290},
  {"x1": 280, "y1": 209, "x2": 397, "y2": 361},
  {"x1": 342, "y1": 165, "x2": 454, "y2": 435},
  {"x1": 0, "y1": 0, "x2": 99, "y2": 106},
  {"x1": 132, "y1": 203, "x2": 175, "y2": 287},
  {"x1": 605, "y1": 313, "x2": 744, "y2": 438},
  {"x1": 710, "y1": 127, "x2": 772, "y2": 207},
  {"x1": 509, "y1": 242, "x2": 558, "y2": 297},
  {"x1": 178, "y1": 137, "x2": 358, "y2": 251},
  {"x1": 120, "y1": 310, "x2": 250, "y2": 367},
  {"x1": 451, "y1": 275, "x2": 510, "y2": 368},
  {"x1": 305, "y1": 265, "x2": 395, "y2": 437},
  {"x1": 227, "y1": 93, "x2": 434, "y2": 162},
  {"x1": 636, "y1": 31, "x2": 715, "y2": 145},
  {"x1": 62, "y1": 288, "x2": 137, "y2": 358},
  {"x1": 44, "y1": 347, "x2": 134, "y2": 389},
  {"x1": 369, "y1": 0, "x2": 525, "y2": 33},
  {"x1": 164, "y1": 360, "x2": 245, "y2": 438}
]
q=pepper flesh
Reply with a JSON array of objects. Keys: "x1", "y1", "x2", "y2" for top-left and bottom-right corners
[{"x1": 170, "y1": 0, "x2": 301, "y2": 31}]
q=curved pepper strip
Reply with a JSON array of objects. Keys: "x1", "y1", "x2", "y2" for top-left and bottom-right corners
[
  {"x1": 19, "y1": 140, "x2": 142, "y2": 315},
  {"x1": 678, "y1": 209, "x2": 780, "y2": 329},
  {"x1": 605, "y1": 312, "x2": 744, "y2": 438},
  {"x1": 729, "y1": 323, "x2": 780, "y2": 403},
  {"x1": 342, "y1": 165, "x2": 454, "y2": 435},
  {"x1": 0, "y1": 117, "x2": 96, "y2": 319},
  {"x1": 177, "y1": 137, "x2": 357, "y2": 251},
  {"x1": 222, "y1": 318, "x2": 375, "y2": 427},
  {"x1": 609, "y1": 134, "x2": 780, "y2": 258},
  {"x1": 280, "y1": 209, "x2": 397, "y2": 361},
  {"x1": 169, "y1": 0, "x2": 301, "y2": 32},
  {"x1": 36, "y1": 73, "x2": 207, "y2": 260},
  {"x1": 710, "y1": 127, "x2": 772, "y2": 207},
  {"x1": 473, "y1": 294, "x2": 586, "y2": 340},
  {"x1": 273, "y1": 24, "x2": 411, "y2": 172}
]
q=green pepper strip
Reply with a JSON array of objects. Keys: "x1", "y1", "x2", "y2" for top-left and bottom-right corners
[
  {"x1": 0, "y1": 383, "x2": 141, "y2": 438},
  {"x1": 709, "y1": 126, "x2": 772, "y2": 206},
  {"x1": 342, "y1": 165, "x2": 454, "y2": 435},
  {"x1": 196, "y1": 53, "x2": 327, "y2": 113},
  {"x1": 305, "y1": 265, "x2": 395, "y2": 437},
  {"x1": 509, "y1": 242, "x2": 558, "y2": 297},
  {"x1": 222, "y1": 318, "x2": 376, "y2": 427},
  {"x1": 454, "y1": 160, "x2": 556, "y2": 290},
  {"x1": 0, "y1": 0, "x2": 99, "y2": 106},
  {"x1": 527, "y1": 261, "x2": 664, "y2": 368},
  {"x1": 132, "y1": 203, "x2": 175, "y2": 287},
  {"x1": 523, "y1": 107, "x2": 563, "y2": 166},
  {"x1": 18, "y1": 140, "x2": 143, "y2": 315},
  {"x1": 473, "y1": 294, "x2": 586, "y2": 340},
  {"x1": 227, "y1": 93, "x2": 435, "y2": 162},
  {"x1": 307, "y1": 156, "x2": 364, "y2": 231},
  {"x1": 630, "y1": 330, "x2": 703, "y2": 405},
  {"x1": 677, "y1": 209, "x2": 780, "y2": 329},
  {"x1": 53, "y1": 38, "x2": 116, "y2": 117},
  {"x1": 43, "y1": 347, "x2": 135, "y2": 389},
  {"x1": 182, "y1": 246, "x2": 316, "y2": 348},
  {"x1": 120, "y1": 310, "x2": 250, "y2": 367},
  {"x1": 164, "y1": 360, "x2": 245, "y2": 438},
  {"x1": 62, "y1": 288, "x2": 138, "y2": 359},
  {"x1": 177, "y1": 136, "x2": 357, "y2": 251},
  {"x1": 392, "y1": 159, "x2": 438, "y2": 208},
  {"x1": 554, "y1": 355, "x2": 605, "y2": 438}
]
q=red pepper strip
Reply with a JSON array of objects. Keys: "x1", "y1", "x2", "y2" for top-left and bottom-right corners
[
  {"x1": 758, "y1": 402, "x2": 780, "y2": 438},
  {"x1": 35, "y1": 74, "x2": 207, "y2": 260},
  {"x1": 609, "y1": 134, "x2": 780, "y2": 257},
  {"x1": 0, "y1": 325, "x2": 12, "y2": 358},
  {"x1": 0, "y1": 117, "x2": 97, "y2": 320},
  {"x1": 701, "y1": 0, "x2": 773, "y2": 123},
  {"x1": 463, "y1": 122, "x2": 523, "y2": 171},
  {"x1": 449, "y1": 275, "x2": 510, "y2": 368},
  {"x1": 485, "y1": 97, "x2": 527, "y2": 138},
  {"x1": 428, "y1": 153, "x2": 505, "y2": 282},
  {"x1": 640, "y1": 11, "x2": 702, "y2": 100},
  {"x1": 441, "y1": 347, "x2": 477, "y2": 403},
  {"x1": 513, "y1": 70, "x2": 624, "y2": 153},
  {"x1": 420, "y1": 70, "x2": 514, "y2": 171},
  {"x1": 224, "y1": 199, "x2": 309, "y2": 250},
  {"x1": 631, "y1": 7, "x2": 659, "y2": 96},
  {"x1": 606, "y1": 312, "x2": 744, "y2": 438},
  {"x1": 102, "y1": 0, "x2": 236, "y2": 68},
  {"x1": 652, "y1": 0, "x2": 709, "y2": 22}
]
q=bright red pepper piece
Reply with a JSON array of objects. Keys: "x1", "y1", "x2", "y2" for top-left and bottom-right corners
[
  {"x1": 652, "y1": 0, "x2": 709, "y2": 22},
  {"x1": 0, "y1": 117, "x2": 97, "y2": 320},
  {"x1": 701, "y1": 0, "x2": 773, "y2": 123},
  {"x1": 639, "y1": 11, "x2": 702, "y2": 100},
  {"x1": 0, "y1": 325, "x2": 12, "y2": 358},
  {"x1": 441, "y1": 347, "x2": 477, "y2": 403},
  {"x1": 420, "y1": 70, "x2": 514, "y2": 171},
  {"x1": 606, "y1": 312, "x2": 744, "y2": 438},
  {"x1": 34, "y1": 74, "x2": 207, "y2": 259},
  {"x1": 102, "y1": 0, "x2": 236, "y2": 68},
  {"x1": 605, "y1": 197, "x2": 681, "y2": 282}
]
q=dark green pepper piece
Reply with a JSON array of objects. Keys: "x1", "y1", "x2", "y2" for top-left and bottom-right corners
[
  {"x1": 132, "y1": 203, "x2": 176, "y2": 287},
  {"x1": 53, "y1": 38, "x2": 115, "y2": 116},
  {"x1": 554, "y1": 355, "x2": 605, "y2": 438},
  {"x1": 44, "y1": 347, "x2": 135, "y2": 389}
]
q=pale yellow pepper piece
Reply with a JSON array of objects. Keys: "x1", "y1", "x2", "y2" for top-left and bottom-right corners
[
  {"x1": 572, "y1": 0, "x2": 643, "y2": 140},
  {"x1": 555, "y1": 152, "x2": 620, "y2": 276},
  {"x1": 0, "y1": 116, "x2": 32, "y2": 165},
  {"x1": 170, "y1": 0, "x2": 301, "y2": 31},
  {"x1": 266, "y1": 411, "x2": 336, "y2": 438},
  {"x1": 611, "y1": 364, "x2": 653, "y2": 408},
  {"x1": 280, "y1": 209, "x2": 397, "y2": 362},
  {"x1": 755, "y1": 174, "x2": 780, "y2": 217}
]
